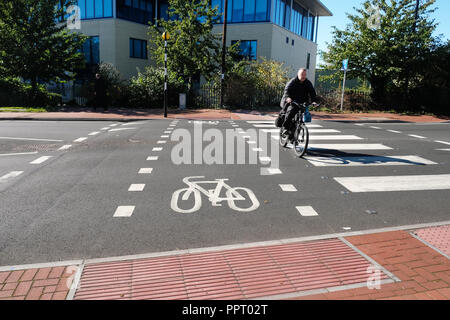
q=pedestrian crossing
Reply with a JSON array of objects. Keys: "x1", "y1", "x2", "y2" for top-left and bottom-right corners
[{"x1": 245, "y1": 120, "x2": 449, "y2": 196}]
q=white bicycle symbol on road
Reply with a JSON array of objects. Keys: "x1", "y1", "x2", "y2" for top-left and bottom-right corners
[{"x1": 171, "y1": 176, "x2": 260, "y2": 213}]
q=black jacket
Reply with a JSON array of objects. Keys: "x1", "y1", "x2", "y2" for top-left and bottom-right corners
[{"x1": 280, "y1": 77, "x2": 317, "y2": 108}]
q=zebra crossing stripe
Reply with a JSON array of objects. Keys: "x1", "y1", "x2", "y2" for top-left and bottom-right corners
[
  {"x1": 262, "y1": 129, "x2": 341, "y2": 134},
  {"x1": 334, "y1": 174, "x2": 450, "y2": 192},
  {"x1": 308, "y1": 144, "x2": 392, "y2": 151},
  {"x1": 309, "y1": 135, "x2": 363, "y2": 141},
  {"x1": 113, "y1": 206, "x2": 135, "y2": 217},
  {"x1": 304, "y1": 155, "x2": 437, "y2": 167},
  {"x1": 280, "y1": 184, "x2": 297, "y2": 192},
  {"x1": 296, "y1": 206, "x2": 319, "y2": 216},
  {"x1": 0, "y1": 171, "x2": 23, "y2": 183}
]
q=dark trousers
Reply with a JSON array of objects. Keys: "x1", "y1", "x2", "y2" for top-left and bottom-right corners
[
  {"x1": 95, "y1": 94, "x2": 107, "y2": 110},
  {"x1": 282, "y1": 103, "x2": 300, "y2": 131}
]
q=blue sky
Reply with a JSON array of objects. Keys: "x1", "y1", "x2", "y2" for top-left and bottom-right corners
[{"x1": 316, "y1": 0, "x2": 450, "y2": 64}]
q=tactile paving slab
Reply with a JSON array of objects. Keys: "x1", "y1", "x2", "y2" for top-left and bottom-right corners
[
  {"x1": 74, "y1": 238, "x2": 391, "y2": 300},
  {"x1": 414, "y1": 225, "x2": 450, "y2": 257}
]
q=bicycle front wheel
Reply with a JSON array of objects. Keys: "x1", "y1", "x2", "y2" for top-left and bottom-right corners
[
  {"x1": 293, "y1": 123, "x2": 309, "y2": 158},
  {"x1": 279, "y1": 128, "x2": 289, "y2": 147}
]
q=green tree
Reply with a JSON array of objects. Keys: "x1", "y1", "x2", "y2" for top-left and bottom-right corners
[
  {"x1": 320, "y1": 0, "x2": 438, "y2": 109},
  {"x1": 0, "y1": 0, "x2": 87, "y2": 102},
  {"x1": 148, "y1": 0, "x2": 222, "y2": 91}
]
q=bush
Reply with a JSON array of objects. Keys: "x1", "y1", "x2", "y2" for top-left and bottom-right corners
[
  {"x1": 127, "y1": 66, "x2": 187, "y2": 108},
  {"x1": 0, "y1": 77, "x2": 61, "y2": 109}
]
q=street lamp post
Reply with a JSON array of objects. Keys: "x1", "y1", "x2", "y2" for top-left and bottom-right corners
[
  {"x1": 162, "y1": 32, "x2": 170, "y2": 118},
  {"x1": 220, "y1": 0, "x2": 229, "y2": 109}
]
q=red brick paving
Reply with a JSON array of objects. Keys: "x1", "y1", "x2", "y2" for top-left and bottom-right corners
[
  {"x1": 292, "y1": 230, "x2": 450, "y2": 300},
  {"x1": 0, "y1": 266, "x2": 77, "y2": 300}
]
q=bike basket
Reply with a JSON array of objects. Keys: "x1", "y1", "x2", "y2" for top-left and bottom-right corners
[{"x1": 303, "y1": 107, "x2": 312, "y2": 123}]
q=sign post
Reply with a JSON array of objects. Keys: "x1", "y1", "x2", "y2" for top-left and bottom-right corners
[
  {"x1": 162, "y1": 32, "x2": 170, "y2": 118},
  {"x1": 340, "y1": 59, "x2": 348, "y2": 111}
]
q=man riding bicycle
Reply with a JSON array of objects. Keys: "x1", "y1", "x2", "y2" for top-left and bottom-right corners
[{"x1": 280, "y1": 68, "x2": 318, "y2": 137}]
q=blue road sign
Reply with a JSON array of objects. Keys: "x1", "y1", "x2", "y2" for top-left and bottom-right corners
[{"x1": 342, "y1": 59, "x2": 349, "y2": 71}]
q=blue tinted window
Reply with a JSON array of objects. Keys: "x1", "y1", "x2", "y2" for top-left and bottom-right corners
[
  {"x1": 244, "y1": 0, "x2": 255, "y2": 22},
  {"x1": 94, "y1": 0, "x2": 103, "y2": 18},
  {"x1": 231, "y1": 40, "x2": 257, "y2": 60},
  {"x1": 82, "y1": 36, "x2": 99, "y2": 65},
  {"x1": 255, "y1": 0, "x2": 268, "y2": 21},
  {"x1": 232, "y1": 0, "x2": 243, "y2": 23},
  {"x1": 283, "y1": 0, "x2": 290, "y2": 28},
  {"x1": 132, "y1": 0, "x2": 139, "y2": 9},
  {"x1": 104, "y1": 0, "x2": 112, "y2": 17},
  {"x1": 130, "y1": 38, "x2": 148, "y2": 59},
  {"x1": 117, "y1": 0, "x2": 155, "y2": 24},
  {"x1": 86, "y1": 0, "x2": 94, "y2": 18},
  {"x1": 125, "y1": 0, "x2": 131, "y2": 5},
  {"x1": 227, "y1": 0, "x2": 232, "y2": 22},
  {"x1": 77, "y1": 0, "x2": 86, "y2": 19},
  {"x1": 92, "y1": 36, "x2": 100, "y2": 64}
]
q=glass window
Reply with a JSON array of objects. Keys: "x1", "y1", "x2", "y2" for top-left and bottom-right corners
[
  {"x1": 125, "y1": 0, "x2": 131, "y2": 6},
  {"x1": 104, "y1": 0, "x2": 112, "y2": 17},
  {"x1": 86, "y1": 0, "x2": 94, "y2": 18},
  {"x1": 132, "y1": 0, "x2": 139, "y2": 9},
  {"x1": 77, "y1": 0, "x2": 86, "y2": 19},
  {"x1": 306, "y1": 53, "x2": 311, "y2": 69},
  {"x1": 232, "y1": 0, "x2": 243, "y2": 23},
  {"x1": 94, "y1": 0, "x2": 103, "y2": 18},
  {"x1": 117, "y1": 0, "x2": 155, "y2": 24},
  {"x1": 255, "y1": 0, "x2": 268, "y2": 21},
  {"x1": 91, "y1": 36, "x2": 100, "y2": 64},
  {"x1": 81, "y1": 36, "x2": 99, "y2": 65},
  {"x1": 283, "y1": 0, "x2": 290, "y2": 28},
  {"x1": 243, "y1": 0, "x2": 255, "y2": 22},
  {"x1": 231, "y1": 40, "x2": 257, "y2": 60},
  {"x1": 130, "y1": 38, "x2": 148, "y2": 59}
]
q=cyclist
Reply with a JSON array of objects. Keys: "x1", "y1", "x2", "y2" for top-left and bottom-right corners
[{"x1": 280, "y1": 68, "x2": 318, "y2": 137}]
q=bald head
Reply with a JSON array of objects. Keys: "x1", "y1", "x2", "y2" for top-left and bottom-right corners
[{"x1": 298, "y1": 68, "x2": 307, "y2": 82}]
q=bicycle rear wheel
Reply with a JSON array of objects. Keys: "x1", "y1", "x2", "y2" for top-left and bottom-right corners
[{"x1": 293, "y1": 123, "x2": 309, "y2": 157}]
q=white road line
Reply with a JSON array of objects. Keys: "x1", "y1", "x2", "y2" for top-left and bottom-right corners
[
  {"x1": 113, "y1": 206, "x2": 135, "y2": 217},
  {"x1": 260, "y1": 168, "x2": 282, "y2": 175},
  {"x1": 0, "y1": 171, "x2": 23, "y2": 183},
  {"x1": 163, "y1": 131, "x2": 171, "y2": 134},
  {"x1": 309, "y1": 135, "x2": 363, "y2": 141},
  {"x1": 246, "y1": 120, "x2": 276, "y2": 124},
  {"x1": 109, "y1": 124, "x2": 119, "y2": 127},
  {"x1": 306, "y1": 124, "x2": 323, "y2": 128},
  {"x1": 0, "y1": 152, "x2": 38, "y2": 157},
  {"x1": 262, "y1": 129, "x2": 340, "y2": 134},
  {"x1": 334, "y1": 174, "x2": 450, "y2": 192},
  {"x1": 436, "y1": 149, "x2": 450, "y2": 151},
  {"x1": 305, "y1": 155, "x2": 437, "y2": 167},
  {"x1": 354, "y1": 124, "x2": 365, "y2": 126},
  {"x1": 128, "y1": 184, "x2": 145, "y2": 192},
  {"x1": 246, "y1": 141, "x2": 256, "y2": 144},
  {"x1": 88, "y1": 132, "x2": 100, "y2": 136},
  {"x1": 100, "y1": 127, "x2": 110, "y2": 130},
  {"x1": 73, "y1": 137, "x2": 87, "y2": 143},
  {"x1": 408, "y1": 134, "x2": 426, "y2": 139},
  {"x1": 138, "y1": 168, "x2": 153, "y2": 174},
  {"x1": 109, "y1": 128, "x2": 136, "y2": 132},
  {"x1": 308, "y1": 144, "x2": 392, "y2": 151},
  {"x1": 296, "y1": 206, "x2": 319, "y2": 217},
  {"x1": 370, "y1": 126, "x2": 381, "y2": 129},
  {"x1": 157, "y1": 140, "x2": 167, "y2": 144},
  {"x1": 252, "y1": 148, "x2": 263, "y2": 152},
  {"x1": 152, "y1": 147, "x2": 163, "y2": 151},
  {"x1": 387, "y1": 130, "x2": 402, "y2": 133},
  {"x1": 0, "y1": 137, "x2": 63, "y2": 142},
  {"x1": 161, "y1": 135, "x2": 170, "y2": 138},
  {"x1": 280, "y1": 184, "x2": 297, "y2": 192},
  {"x1": 147, "y1": 156, "x2": 159, "y2": 161},
  {"x1": 435, "y1": 140, "x2": 450, "y2": 145},
  {"x1": 58, "y1": 145, "x2": 72, "y2": 151},
  {"x1": 30, "y1": 156, "x2": 52, "y2": 164}
]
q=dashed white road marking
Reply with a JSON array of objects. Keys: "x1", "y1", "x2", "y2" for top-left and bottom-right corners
[
  {"x1": 408, "y1": 134, "x2": 426, "y2": 139},
  {"x1": 370, "y1": 126, "x2": 381, "y2": 129},
  {"x1": 152, "y1": 147, "x2": 163, "y2": 152},
  {"x1": 113, "y1": 206, "x2": 135, "y2": 217},
  {"x1": 30, "y1": 156, "x2": 52, "y2": 164},
  {"x1": 260, "y1": 168, "x2": 282, "y2": 175},
  {"x1": 164, "y1": 131, "x2": 172, "y2": 134},
  {"x1": 100, "y1": 127, "x2": 110, "y2": 130},
  {"x1": 252, "y1": 148, "x2": 263, "y2": 152},
  {"x1": 109, "y1": 124, "x2": 119, "y2": 127},
  {"x1": 355, "y1": 124, "x2": 365, "y2": 126},
  {"x1": 161, "y1": 135, "x2": 170, "y2": 138},
  {"x1": 305, "y1": 155, "x2": 437, "y2": 167},
  {"x1": 157, "y1": 140, "x2": 167, "y2": 144},
  {"x1": 58, "y1": 145, "x2": 72, "y2": 151},
  {"x1": 0, "y1": 152, "x2": 38, "y2": 157},
  {"x1": 138, "y1": 168, "x2": 153, "y2": 174},
  {"x1": 109, "y1": 128, "x2": 136, "y2": 132},
  {"x1": 147, "y1": 156, "x2": 159, "y2": 161},
  {"x1": 259, "y1": 156, "x2": 271, "y2": 164},
  {"x1": 435, "y1": 140, "x2": 450, "y2": 146},
  {"x1": 128, "y1": 184, "x2": 145, "y2": 192},
  {"x1": 246, "y1": 121, "x2": 276, "y2": 124},
  {"x1": 334, "y1": 174, "x2": 450, "y2": 192},
  {"x1": 246, "y1": 141, "x2": 256, "y2": 144},
  {"x1": 296, "y1": 206, "x2": 319, "y2": 217},
  {"x1": 436, "y1": 149, "x2": 450, "y2": 151},
  {"x1": 280, "y1": 184, "x2": 297, "y2": 192},
  {"x1": 88, "y1": 132, "x2": 100, "y2": 136},
  {"x1": 0, "y1": 137, "x2": 63, "y2": 142},
  {"x1": 74, "y1": 137, "x2": 87, "y2": 143},
  {"x1": 387, "y1": 130, "x2": 402, "y2": 133},
  {"x1": 0, "y1": 171, "x2": 24, "y2": 183}
]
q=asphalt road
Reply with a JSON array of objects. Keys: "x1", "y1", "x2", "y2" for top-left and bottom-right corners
[{"x1": 0, "y1": 119, "x2": 449, "y2": 265}]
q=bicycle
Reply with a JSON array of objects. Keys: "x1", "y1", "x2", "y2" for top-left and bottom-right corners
[
  {"x1": 279, "y1": 101, "x2": 313, "y2": 158},
  {"x1": 171, "y1": 176, "x2": 260, "y2": 213}
]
